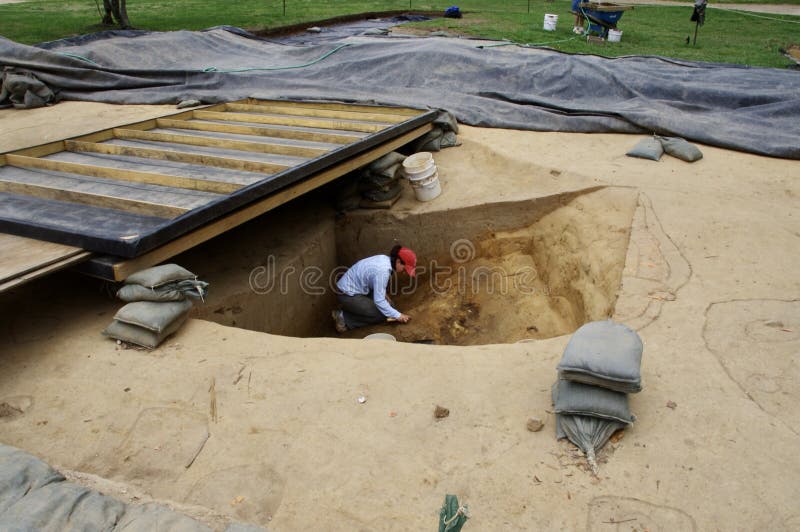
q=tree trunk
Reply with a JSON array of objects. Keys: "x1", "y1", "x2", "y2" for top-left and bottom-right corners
[
  {"x1": 101, "y1": 0, "x2": 114, "y2": 25},
  {"x1": 116, "y1": 0, "x2": 132, "y2": 29},
  {"x1": 102, "y1": 0, "x2": 132, "y2": 29}
]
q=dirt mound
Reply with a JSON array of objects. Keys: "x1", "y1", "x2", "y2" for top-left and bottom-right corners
[{"x1": 346, "y1": 187, "x2": 638, "y2": 345}]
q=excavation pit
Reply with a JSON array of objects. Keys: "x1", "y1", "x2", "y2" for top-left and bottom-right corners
[{"x1": 190, "y1": 186, "x2": 638, "y2": 346}]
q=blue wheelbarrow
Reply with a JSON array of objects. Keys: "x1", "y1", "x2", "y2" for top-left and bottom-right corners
[{"x1": 577, "y1": 2, "x2": 634, "y2": 38}]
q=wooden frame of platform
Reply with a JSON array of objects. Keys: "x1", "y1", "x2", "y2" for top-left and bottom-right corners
[{"x1": 0, "y1": 99, "x2": 437, "y2": 287}]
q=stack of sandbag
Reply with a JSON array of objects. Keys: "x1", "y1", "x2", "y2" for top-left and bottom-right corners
[
  {"x1": 358, "y1": 151, "x2": 406, "y2": 207},
  {"x1": 552, "y1": 320, "x2": 643, "y2": 474},
  {"x1": 410, "y1": 110, "x2": 460, "y2": 153},
  {"x1": 335, "y1": 151, "x2": 407, "y2": 210},
  {"x1": 102, "y1": 264, "x2": 208, "y2": 349}
]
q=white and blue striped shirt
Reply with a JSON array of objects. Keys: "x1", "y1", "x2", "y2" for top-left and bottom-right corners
[{"x1": 336, "y1": 254, "x2": 401, "y2": 319}]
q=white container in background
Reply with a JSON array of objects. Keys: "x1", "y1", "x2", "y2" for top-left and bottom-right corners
[
  {"x1": 410, "y1": 170, "x2": 442, "y2": 202},
  {"x1": 403, "y1": 152, "x2": 442, "y2": 202},
  {"x1": 543, "y1": 14, "x2": 558, "y2": 32},
  {"x1": 364, "y1": 333, "x2": 396, "y2": 341},
  {"x1": 402, "y1": 152, "x2": 434, "y2": 179},
  {"x1": 608, "y1": 29, "x2": 623, "y2": 42}
]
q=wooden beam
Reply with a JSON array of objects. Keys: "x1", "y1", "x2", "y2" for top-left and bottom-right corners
[
  {"x1": 230, "y1": 102, "x2": 409, "y2": 124},
  {"x1": 5, "y1": 153, "x2": 241, "y2": 194},
  {"x1": 243, "y1": 98, "x2": 424, "y2": 116},
  {"x1": 104, "y1": 123, "x2": 433, "y2": 280},
  {"x1": 0, "y1": 249, "x2": 93, "y2": 294},
  {"x1": 0, "y1": 179, "x2": 188, "y2": 219},
  {"x1": 112, "y1": 128, "x2": 327, "y2": 159},
  {"x1": 160, "y1": 117, "x2": 359, "y2": 144},
  {"x1": 220, "y1": 106, "x2": 387, "y2": 133},
  {"x1": 66, "y1": 140, "x2": 278, "y2": 181}
]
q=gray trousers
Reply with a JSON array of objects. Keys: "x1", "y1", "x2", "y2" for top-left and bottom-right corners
[{"x1": 337, "y1": 293, "x2": 386, "y2": 330}]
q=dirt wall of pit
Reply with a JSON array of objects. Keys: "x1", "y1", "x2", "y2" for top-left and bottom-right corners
[
  {"x1": 173, "y1": 193, "x2": 339, "y2": 339},
  {"x1": 167, "y1": 184, "x2": 637, "y2": 344}
]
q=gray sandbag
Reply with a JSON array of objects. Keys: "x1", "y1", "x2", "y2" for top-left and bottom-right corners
[
  {"x1": 0, "y1": 480, "x2": 126, "y2": 530},
  {"x1": 412, "y1": 110, "x2": 460, "y2": 152},
  {"x1": 555, "y1": 412, "x2": 627, "y2": 474},
  {"x1": 113, "y1": 299, "x2": 193, "y2": 333},
  {"x1": 224, "y1": 524, "x2": 269, "y2": 532},
  {"x1": 553, "y1": 379, "x2": 634, "y2": 424},
  {"x1": 0, "y1": 68, "x2": 57, "y2": 109},
  {"x1": 372, "y1": 162, "x2": 401, "y2": 181},
  {"x1": 358, "y1": 177, "x2": 399, "y2": 194},
  {"x1": 116, "y1": 502, "x2": 213, "y2": 531},
  {"x1": 125, "y1": 264, "x2": 196, "y2": 289},
  {"x1": 557, "y1": 320, "x2": 643, "y2": 393},
  {"x1": 103, "y1": 311, "x2": 189, "y2": 349},
  {"x1": 0, "y1": 444, "x2": 227, "y2": 531},
  {"x1": 625, "y1": 137, "x2": 664, "y2": 161},
  {"x1": 658, "y1": 136, "x2": 703, "y2": 162},
  {"x1": 359, "y1": 171, "x2": 399, "y2": 191},
  {"x1": 413, "y1": 128, "x2": 444, "y2": 152},
  {"x1": 433, "y1": 110, "x2": 460, "y2": 135},
  {"x1": 362, "y1": 180, "x2": 403, "y2": 202},
  {"x1": 0, "y1": 445, "x2": 65, "y2": 515},
  {"x1": 117, "y1": 284, "x2": 186, "y2": 303},
  {"x1": 552, "y1": 383, "x2": 627, "y2": 475},
  {"x1": 367, "y1": 151, "x2": 406, "y2": 173}
]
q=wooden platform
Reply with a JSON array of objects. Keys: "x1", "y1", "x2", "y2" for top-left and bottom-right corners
[
  {"x1": 0, "y1": 234, "x2": 91, "y2": 293},
  {"x1": 0, "y1": 99, "x2": 437, "y2": 287}
]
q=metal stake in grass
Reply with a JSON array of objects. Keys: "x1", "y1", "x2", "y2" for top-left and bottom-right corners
[{"x1": 690, "y1": 0, "x2": 707, "y2": 46}]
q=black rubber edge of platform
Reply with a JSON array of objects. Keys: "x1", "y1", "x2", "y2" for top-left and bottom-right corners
[{"x1": 0, "y1": 107, "x2": 439, "y2": 263}]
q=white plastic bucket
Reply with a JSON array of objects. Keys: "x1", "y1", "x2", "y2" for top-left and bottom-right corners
[
  {"x1": 364, "y1": 333, "x2": 396, "y2": 341},
  {"x1": 402, "y1": 152, "x2": 433, "y2": 173},
  {"x1": 410, "y1": 170, "x2": 442, "y2": 202},
  {"x1": 543, "y1": 14, "x2": 558, "y2": 32},
  {"x1": 608, "y1": 29, "x2": 622, "y2": 42},
  {"x1": 404, "y1": 162, "x2": 437, "y2": 181}
]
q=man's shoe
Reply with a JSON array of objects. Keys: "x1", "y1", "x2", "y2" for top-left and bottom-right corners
[{"x1": 331, "y1": 310, "x2": 347, "y2": 333}]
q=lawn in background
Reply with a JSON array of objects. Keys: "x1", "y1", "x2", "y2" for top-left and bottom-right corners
[{"x1": 0, "y1": 0, "x2": 797, "y2": 68}]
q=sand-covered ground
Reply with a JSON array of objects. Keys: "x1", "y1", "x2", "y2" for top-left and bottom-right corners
[{"x1": 1, "y1": 102, "x2": 799, "y2": 530}]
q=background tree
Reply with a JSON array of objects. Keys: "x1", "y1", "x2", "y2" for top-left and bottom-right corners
[{"x1": 100, "y1": 0, "x2": 131, "y2": 29}]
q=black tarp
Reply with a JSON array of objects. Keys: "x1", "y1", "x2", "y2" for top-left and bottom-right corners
[{"x1": 2, "y1": 27, "x2": 799, "y2": 159}]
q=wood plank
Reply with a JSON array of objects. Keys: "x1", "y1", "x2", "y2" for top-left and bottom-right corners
[
  {"x1": 0, "y1": 179, "x2": 187, "y2": 219},
  {"x1": 230, "y1": 102, "x2": 409, "y2": 124},
  {"x1": 66, "y1": 140, "x2": 277, "y2": 182},
  {"x1": 104, "y1": 123, "x2": 433, "y2": 280},
  {"x1": 5, "y1": 153, "x2": 240, "y2": 194},
  {"x1": 161, "y1": 117, "x2": 359, "y2": 145},
  {"x1": 0, "y1": 233, "x2": 85, "y2": 284},
  {"x1": 243, "y1": 98, "x2": 424, "y2": 116},
  {"x1": 188, "y1": 112, "x2": 364, "y2": 143},
  {"x1": 1, "y1": 107, "x2": 218, "y2": 159},
  {"x1": 0, "y1": 248, "x2": 92, "y2": 294},
  {"x1": 112, "y1": 128, "x2": 326, "y2": 159},
  {"x1": 220, "y1": 106, "x2": 387, "y2": 133}
]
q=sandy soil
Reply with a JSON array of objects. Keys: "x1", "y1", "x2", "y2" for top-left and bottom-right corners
[{"x1": 1, "y1": 103, "x2": 799, "y2": 530}]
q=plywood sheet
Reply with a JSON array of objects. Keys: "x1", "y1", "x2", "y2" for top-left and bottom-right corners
[{"x1": 0, "y1": 233, "x2": 90, "y2": 290}]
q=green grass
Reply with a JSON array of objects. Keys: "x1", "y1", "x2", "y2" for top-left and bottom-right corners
[
  {"x1": 409, "y1": 4, "x2": 800, "y2": 68},
  {"x1": 0, "y1": 1, "x2": 797, "y2": 68}
]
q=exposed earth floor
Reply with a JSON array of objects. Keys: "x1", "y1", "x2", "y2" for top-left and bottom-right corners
[{"x1": 1, "y1": 102, "x2": 799, "y2": 530}]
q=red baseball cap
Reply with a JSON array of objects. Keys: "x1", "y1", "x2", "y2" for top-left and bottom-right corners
[{"x1": 397, "y1": 247, "x2": 417, "y2": 277}]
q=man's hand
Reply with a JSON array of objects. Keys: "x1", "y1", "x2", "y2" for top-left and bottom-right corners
[{"x1": 397, "y1": 313, "x2": 411, "y2": 323}]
